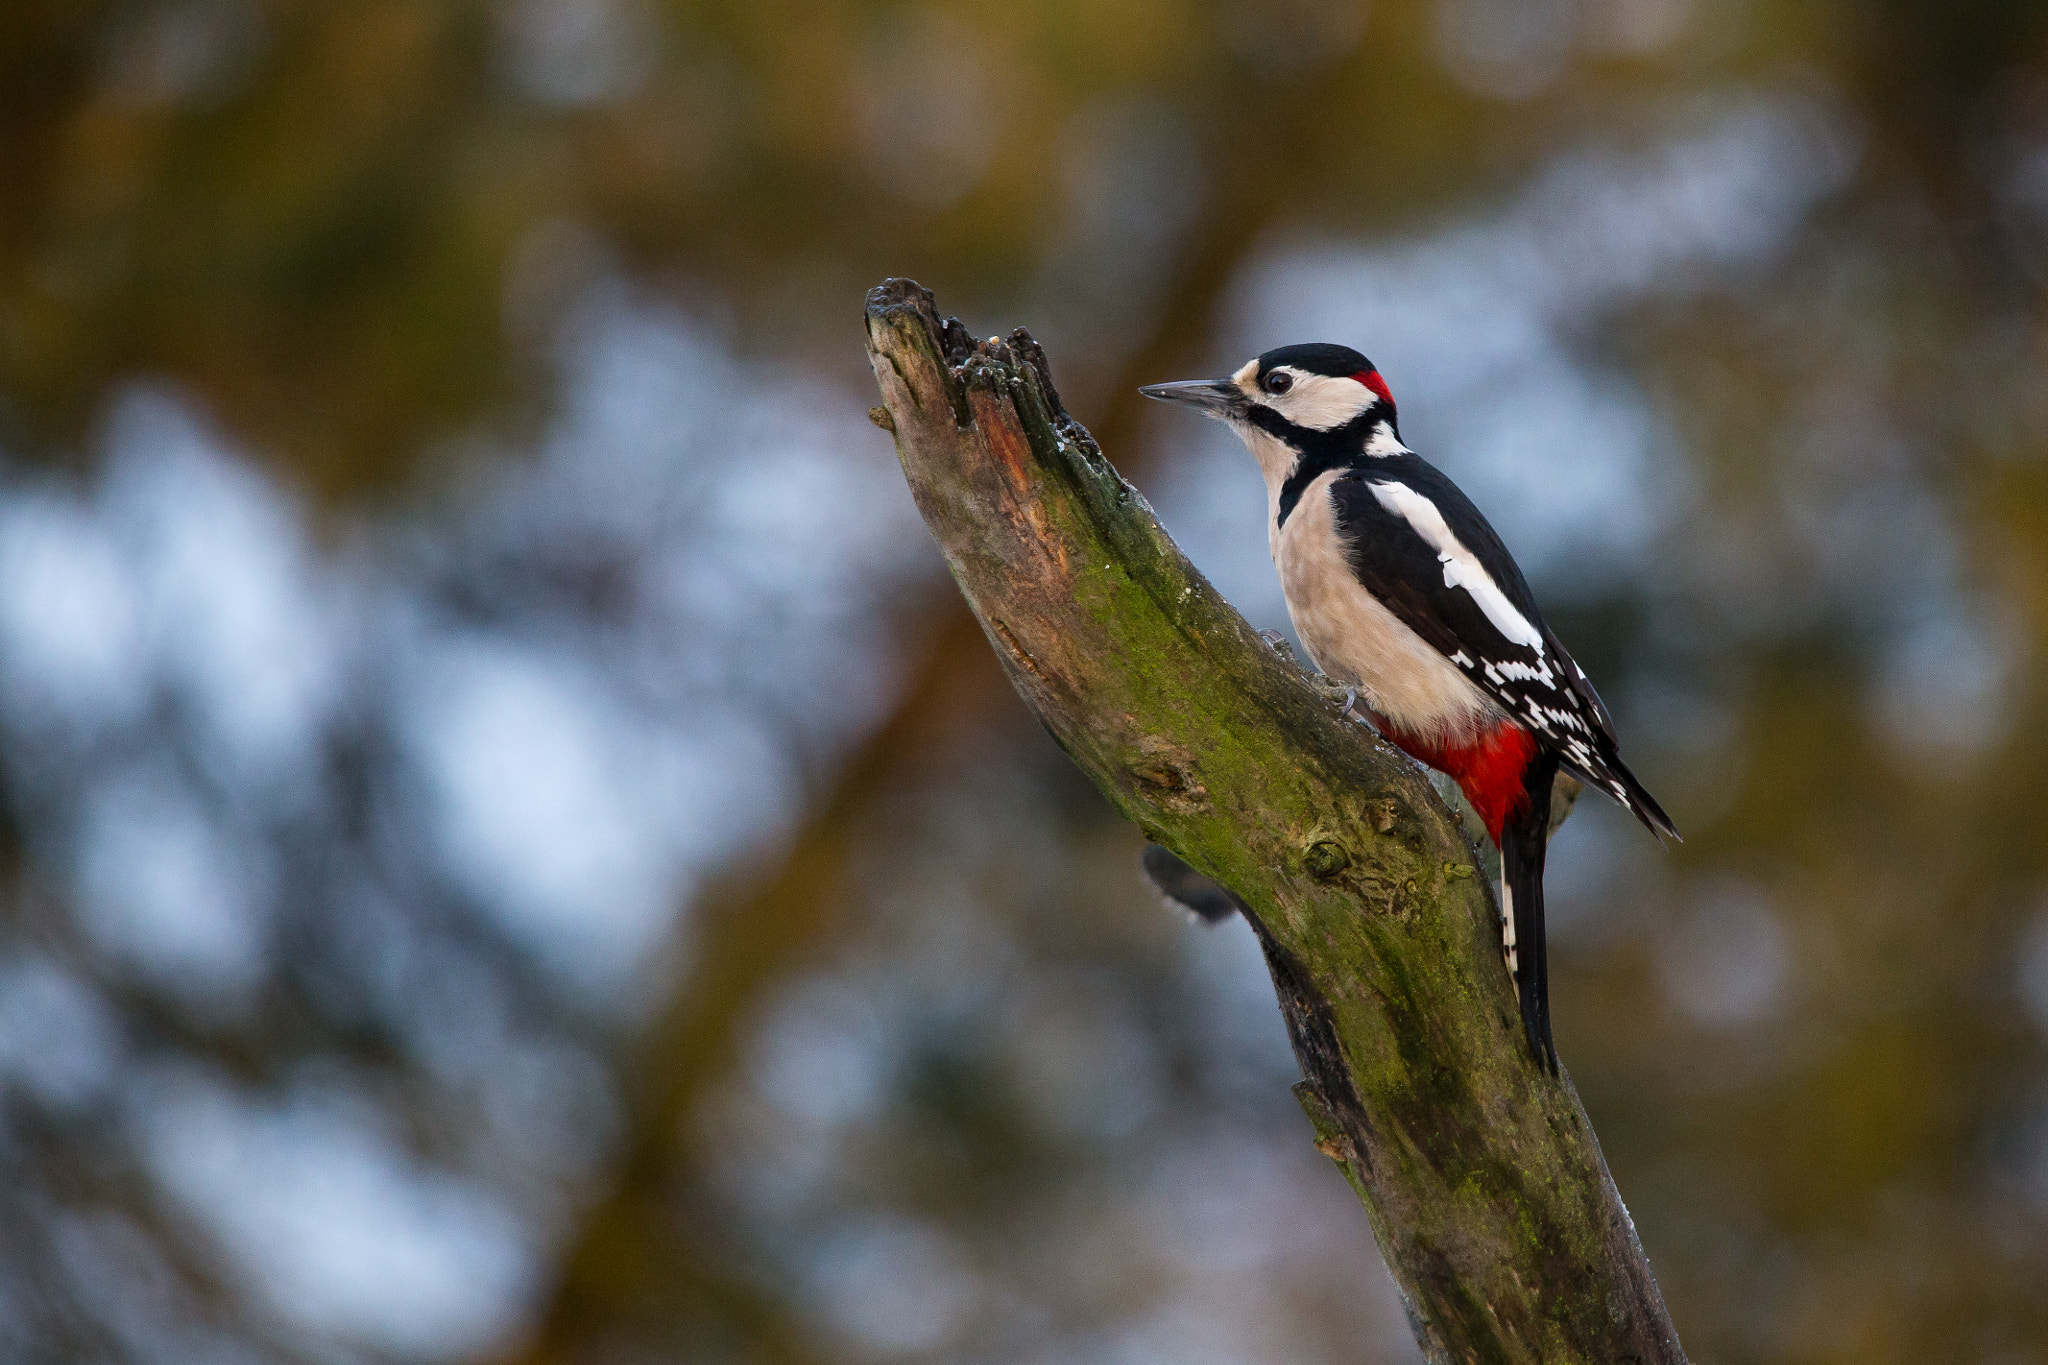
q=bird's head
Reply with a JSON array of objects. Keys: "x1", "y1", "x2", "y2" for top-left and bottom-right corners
[{"x1": 1140, "y1": 343, "x2": 1402, "y2": 466}]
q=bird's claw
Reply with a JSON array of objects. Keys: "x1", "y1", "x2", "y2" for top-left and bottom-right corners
[
  {"x1": 1268, "y1": 642, "x2": 1367, "y2": 726},
  {"x1": 1307, "y1": 674, "x2": 1368, "y2": 723}
]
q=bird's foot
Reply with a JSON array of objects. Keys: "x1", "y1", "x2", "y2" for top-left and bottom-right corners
[
  {"x1": 1308, "y1": 674, "x2": 1368, "y2": 723},
  {"x1": 1257, "y1": 629, "x2": 1296, "y2": 664}
]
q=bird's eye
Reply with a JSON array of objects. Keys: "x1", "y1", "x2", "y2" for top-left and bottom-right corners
[{"x1": 1262, "y1": 371, "x2": 1293, "y2": 395}]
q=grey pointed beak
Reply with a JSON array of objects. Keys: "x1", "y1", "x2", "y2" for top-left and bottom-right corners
[{"x1": 1138, "y1": 377, "x2": 1242, "y2": 417}]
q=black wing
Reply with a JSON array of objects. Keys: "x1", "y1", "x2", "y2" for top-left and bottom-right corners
[{"x1": 1327, "y1": 456, "x2": 1676, "y2": 840}]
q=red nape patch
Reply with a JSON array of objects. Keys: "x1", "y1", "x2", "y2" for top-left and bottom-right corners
[
  {"x1": 1352, "y1": 370, "x2": 1394, "y2": 406},
  {"x1": 1379, "y1": 721, "x2": 1537, "y2": 844}
]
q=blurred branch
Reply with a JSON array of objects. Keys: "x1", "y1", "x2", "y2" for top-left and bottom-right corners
[{"x1": 867, "y1": 278, "x2": 1685, "y2": 1365}]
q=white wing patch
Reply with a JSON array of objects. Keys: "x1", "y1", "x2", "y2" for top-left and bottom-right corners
[{"x1": 1368, "y1": 481, "x2": 1548, "y2": 653}]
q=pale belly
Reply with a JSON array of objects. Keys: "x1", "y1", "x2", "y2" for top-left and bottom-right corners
[{"x1": 1274, "y1": 471, "x2": 1498, "y2": 744}]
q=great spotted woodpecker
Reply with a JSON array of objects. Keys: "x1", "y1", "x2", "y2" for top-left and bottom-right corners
[{"x1": 1143, "y1": 344, "x2": 1676, "y2": 1072}]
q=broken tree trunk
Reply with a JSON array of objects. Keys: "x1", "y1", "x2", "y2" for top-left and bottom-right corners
[{"x1": 864, "y1": 279, "x2": 1684, "y2": 1365}]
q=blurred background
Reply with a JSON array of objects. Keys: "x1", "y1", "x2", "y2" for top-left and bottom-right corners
[{"x1": 5, "y1": 2, "x2": 2048, "y2": 1362}]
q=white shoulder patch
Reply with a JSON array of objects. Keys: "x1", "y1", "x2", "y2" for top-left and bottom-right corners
[{"x1": 1367, "y1": 481, "x2": 1547, "y2": 653}]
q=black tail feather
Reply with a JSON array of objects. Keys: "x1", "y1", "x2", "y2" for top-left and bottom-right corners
[{"x1": 1502, "y1": 754, "x2": 1561, "y2": 1073}]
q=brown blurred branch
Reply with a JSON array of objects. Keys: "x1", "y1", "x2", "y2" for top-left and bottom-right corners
[
  {"x1": 868, "y1": 279, "x2": 1685, "y2": 1365},
  {"x1": 497, "y1": 615, "x2": 1003, "y2": 1365}
]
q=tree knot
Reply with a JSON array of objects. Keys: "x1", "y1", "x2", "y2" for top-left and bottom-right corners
[
  {"x1": 1128, "y1": 738, "x2": 1207, "y2": 813},
  {"x1": 1304, "y1": 838, "x2": 1351, "y2": 881}
]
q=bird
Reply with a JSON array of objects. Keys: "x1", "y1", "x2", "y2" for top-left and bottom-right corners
[{"x1": 1141, "y1": 343, "x2": 1676, "y2": 1072}]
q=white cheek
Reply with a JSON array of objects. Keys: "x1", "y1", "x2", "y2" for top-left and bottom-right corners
[{"x1": 1275, "y1": 373, "x2": 1373, "y2": 431}]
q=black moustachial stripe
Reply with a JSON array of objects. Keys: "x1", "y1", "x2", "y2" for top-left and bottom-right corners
[
  {"x1": 1275, "y1": 453, "x2": 1343, "y2": 530},
  {"x1": 1265, "y1": 408, "x2": 1404, "y2": 530}
]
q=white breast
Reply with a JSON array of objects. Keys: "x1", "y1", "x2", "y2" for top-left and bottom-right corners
[{"x1": 1274, "y1": 470, "x2": 1499, "y2": 745}]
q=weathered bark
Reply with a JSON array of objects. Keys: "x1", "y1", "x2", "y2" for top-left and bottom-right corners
[{"x1": 866, "y1": 279, "x2": 1685, "y2": 1365}]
